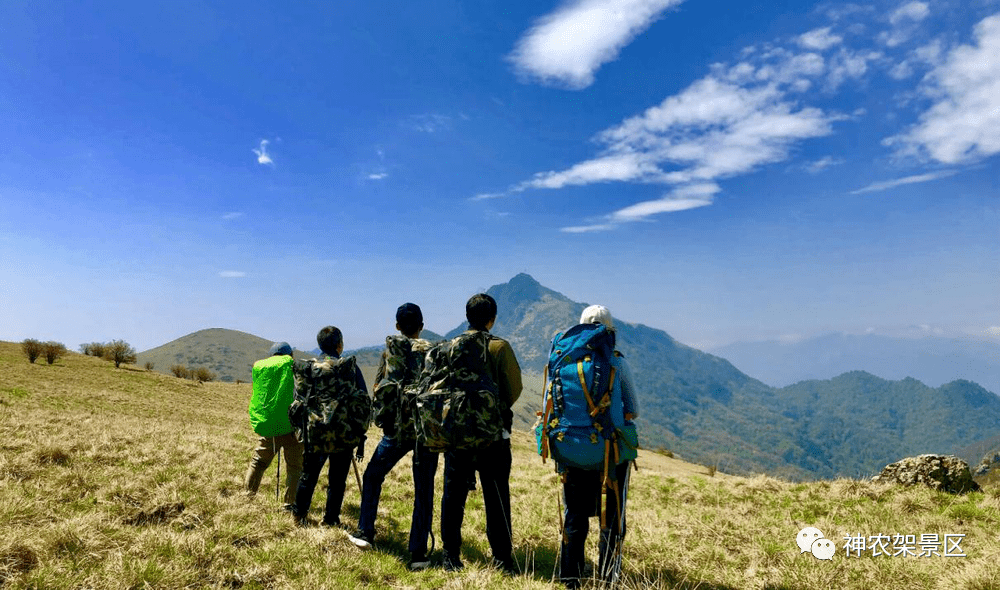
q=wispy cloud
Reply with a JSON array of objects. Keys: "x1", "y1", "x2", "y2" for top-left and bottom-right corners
[
  {"x1": 367, "y1": 172, "x2": 388, "y2": 180},
  {"x1": 219, "y1": 271, "x2": 246, "y2": 278},
  {"x1": 885, "y1": 14, "x2": 1000, "y2": 164},
  {"x1": 560, "y1": 183, "x2": 717, "y2": 232},
  {"x1": 850, "y1": 170, "x2": 957, "y2": 194},
  {"x1": 252, "y1": 140, "x2": 273, "y2": 165},
  {"x1": 880, "y1": 1, "x2": 931, "y2": 47},
  {"x1": 221, "y1": 212, "x2": 243, "y2": 220},
  {"x1": 408, "y1": 114, "x2": 452, "y2": 133},
  {"x1": 986, "y1": 326, "x2": 1000, "y2": 338},
  {"x1": 509, "y1": 0, "x2": 686, "y2": 89},
  {"x1": 803, "y1": 156, "x2": 845, "y2": 173}
]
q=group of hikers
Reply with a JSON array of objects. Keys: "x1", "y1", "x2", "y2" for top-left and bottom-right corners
[{"x1": 243, "y1": 293, "x2": 640, "y2": 588}]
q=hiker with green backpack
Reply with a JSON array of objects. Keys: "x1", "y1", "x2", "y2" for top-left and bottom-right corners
[
  {"x1": 536, "y1": 305, "x2": 640, "y2": 589},
  {"x1": 288, "y1": 326, "x2": 371, "y2": 528},
  {"x1": 348, "y1": 303, "x2": 439, "y2": 571},
  {"x1": 244, "y1": 341, "x2": 304, "y2": 512},
  {"x1": 427, "y1": 293, "x2": 522, "y2": 573}
]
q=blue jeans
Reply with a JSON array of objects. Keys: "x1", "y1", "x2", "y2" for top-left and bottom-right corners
[
  {"x1": 357, "y1": 436, "x2": 439, "y2": 557},
  {"x1": 441, "y1": 438, "x2": 512, "y2": 562}
]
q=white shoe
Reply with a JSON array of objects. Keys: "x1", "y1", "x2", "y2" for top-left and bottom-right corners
[{"x1": 348, "y1": 532, "x2": 372, "y2": 550}]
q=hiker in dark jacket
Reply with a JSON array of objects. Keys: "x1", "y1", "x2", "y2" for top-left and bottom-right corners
[
  {"x1": 560, "y1": 305, "x2": 639, "y2": 589},
  {"x1": 440, "y1": 293, "x2": 522, "y2": 573},
  {"x1": 290, "y1": 326, "x2": 368, "y2": 527},
  {"x1": 244, "y1": 341, "x2": 304, "y2": 511},
  {"x1": 349, "y1": 303, "x2": 439, "y2": 571}
]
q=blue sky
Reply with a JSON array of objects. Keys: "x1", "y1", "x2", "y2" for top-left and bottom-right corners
[{"x1": 2, "y1": 0, "x2": 998, "y2": 354}]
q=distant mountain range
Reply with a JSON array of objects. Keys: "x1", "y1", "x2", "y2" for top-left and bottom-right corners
[
  {"x1": 138, "y1": 275, "x2": 1000, "y2": 480},
  {"x1": 711, "y1": 332, "x2": 1000, "y2": 395}
]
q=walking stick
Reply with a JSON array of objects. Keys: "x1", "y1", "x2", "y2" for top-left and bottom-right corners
[
  {"x1": 274, "y1": 438, "x2": 281, "y2": 503},
  {"x1": 351, "y1": 455, "x2": 363, "y2": 498}
]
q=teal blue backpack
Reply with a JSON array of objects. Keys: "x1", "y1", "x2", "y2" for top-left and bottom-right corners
[{"x1": 535, "y1": 323, "x2": 637, "y2": 472}]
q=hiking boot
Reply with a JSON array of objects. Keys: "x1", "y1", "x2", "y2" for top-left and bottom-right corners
[
  {"x1": 321, "y1": 517, "x2": 341, "y2": 528},
  {"x1": 408, "y1": 554, "x2": 432, "y2": 571},
  {"x1": 493, "y1": 557, "x2": 517, "y2": 575},
  {"x1": 443, "y1": 552, "x2": 464, "y2": 572},
  {"x1": 348, "y1": 531, "x2": 373, "y2": 550},
  {"x1": 293, "y1": 515, "x2": 309, "y2": 528}
]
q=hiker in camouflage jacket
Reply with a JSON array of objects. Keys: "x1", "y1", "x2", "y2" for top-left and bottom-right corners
[
  {"x1": 349, "y1": 303, "x2": 439, "y2": 571},
  {"x1": 290, "y1": 326, "x2": 368, "y2": 528},
  {"x1": 440, "y1": 293, "x2": 522, "y2": 573}
]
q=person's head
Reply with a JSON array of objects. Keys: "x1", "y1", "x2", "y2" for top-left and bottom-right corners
[
  {"x1": 395, "y1": 302, "x2": 424, "y2": 338},
  {"x1": 466, "y1": 293, "x2": 497, "y2": 331},
  {"x1": 580, "y1": 304, "x2": 614, "y2": 332},
  {"x1": 316, "y1": 326, "x2": 343, "y2": 356},
  {"x1": 268, "y1": 341, "x2": 293, "y2": 357}
]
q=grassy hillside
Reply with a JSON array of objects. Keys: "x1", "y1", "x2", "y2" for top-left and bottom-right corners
[{"x1": 2, "y1": 342, "x2": 999, "y2": 589}]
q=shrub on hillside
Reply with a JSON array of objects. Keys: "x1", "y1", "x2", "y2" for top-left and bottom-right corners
[
  {"x1": 21, "y1": 339, "x2": 43, "y2": 364},
  {"x1": 171, "y1": 365, "x2": 191, "y2": 379},
  {"x1": 144, "y1": 362, "x2": 154, "y2": 371},
  {"x1": 193, "y1": 367, "x2": 216, "y2": 383},
  {"x1": 42, "y1": 341, "x2": 67, "y2": 365},
  {"x1": 105, "y1": 340, "x2": 137, "y2": 368},
  {"x1": 80, "y1": 342, "x2": 109, "y2": 357}
]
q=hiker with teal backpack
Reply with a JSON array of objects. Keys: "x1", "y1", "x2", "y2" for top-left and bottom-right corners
[
  {"x1": 348, "y1": 303, "x2": 439, "y2": 571},
  {"x1": 536, "y1": 305, "x2": 640, "y2": 589},
  {"x1": 244, "y1": 342, "x2": 304, "y2": 512},
  {"x1": 422, "y1": 293, "x2": 522, "y2": 573},
  {"x1": 288, "y1": 326, "x2": 371, "y2": 528}
]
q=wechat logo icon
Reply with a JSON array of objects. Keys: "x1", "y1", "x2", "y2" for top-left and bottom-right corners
[{"x1": 797, "y1": 527, "x2": 834, "y2": 560}]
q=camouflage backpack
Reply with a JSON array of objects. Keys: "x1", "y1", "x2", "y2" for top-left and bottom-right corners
[
  {"x1": 413, "y1": 331, "x2": 503, "y2": 452},
  {"x1": 288, "y1": 355, "x2": 371, "y2": 454},
  {"x1": 372, "y1": 336, "x2": 433, "y2": 442}
]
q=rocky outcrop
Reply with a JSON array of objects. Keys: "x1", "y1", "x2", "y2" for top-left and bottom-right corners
[
  {"x1": 974, "y1": 450, "x2": 1000, "y2": 477},
  {"x1": 871, "y1": 454, "x2": 980, "y2": 494}
]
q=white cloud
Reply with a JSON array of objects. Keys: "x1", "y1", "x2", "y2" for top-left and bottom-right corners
[
  {"x1": 367, "y1": 173, "x2": 388, "y2": 180},
  {"x1": 803, "y1": 156, "x2": 845, "y2": 173},
  {"x1": 219, "y1": 271, "x2": 246, "y2": 278},
  {"x1": 408, "y1": 114, "x2": 452, "y2": 133},
  {"x1": 986, "y1": 326, "x2": 1000, "y2": 337},
  {"x1": 221, "y1": 212, "x2": 243, "y2": 220},
  {"x1": 509, "y1": 0, "x2": 686, "y2": 89},
  {"x1": 797, "y1": 27, "x2": 843, "y2": 51},
  {"x1": 890, "y1": 2, "x2": 930, "y2": 26},
  {"x1": 850, "y1": 170, "x2": 957, "y2": 194},
  {"x1": 886, "y1": 15, "x2": 1000, "y2": 163},
  {"x1": 252, "y1": 140, "x2": 273, "y2": 165},
  {"x1": 610, "y1": 183, "x2": 717, "y2": 222}
]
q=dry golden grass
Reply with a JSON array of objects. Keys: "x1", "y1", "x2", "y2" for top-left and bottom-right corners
[{"x1": 1, "y1": 341, "x2": 998, "y2": 589}]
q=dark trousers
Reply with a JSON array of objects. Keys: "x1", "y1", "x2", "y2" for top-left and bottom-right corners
[
  {"x1": 293, "y1": 449, "x2": 353, "y2": 525},
  {"x1": 441, "y1": 438, "x2": 512, "y2": 562},
  {"x1": 561, "y1": 462, "x2": 629, "y2": 585},
  {"x1": 357, "y1": 436, "x2": 439, "y2": 557}
]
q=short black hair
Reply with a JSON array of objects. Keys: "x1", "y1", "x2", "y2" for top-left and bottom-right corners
[
  {"x1": 396, "y1": 303, "x2": 424, "y2": 337},
  {"x1": 316, "y1": 326, "x2": 343, "y2": 356},
  {"x1": 466, "y1": 293, "x2": 497, "y2": 331}
]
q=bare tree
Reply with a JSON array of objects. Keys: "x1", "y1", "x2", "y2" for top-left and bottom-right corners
[
  {"x1": 42, "y1": 342, "x2": 67, "y2": 365},
  {"x1": 105, "y1": 340, "x2": 137, "y2": 368},
  {"x1": 22, "y1": 339, "x2": 43, "y2": 364}
]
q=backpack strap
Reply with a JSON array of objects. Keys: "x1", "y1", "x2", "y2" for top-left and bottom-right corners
[
  {"x1": 576, "y1": 358, "x2": 599, "y2": 416},
  {"x1": 539, "y1": 364, "x2": 553, "y2": 463}
]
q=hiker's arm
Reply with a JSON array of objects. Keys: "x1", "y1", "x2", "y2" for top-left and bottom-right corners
[
  {"x1": 373, "y1": 351, "x2": 387, "y2": 388},
  {"x1": 617, "y1": 357, "x2": 640, "y2": 420},
  {"x1": 496, "y1": 341, "x2": 522, "y2": 407},
  {"x1": 354, "y1": 365, "x2": 368, "y2": 395}
]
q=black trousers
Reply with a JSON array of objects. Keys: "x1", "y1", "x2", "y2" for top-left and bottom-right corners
[
  {"x1": 293, "y1": 449, "x2": 353, "y2": 525},
  {"x1": 441, "y1": 438, "x2": 513, "y2": 562},
  {"x1": 561, "y1": 462, "x2": 629, "y2": 585}
]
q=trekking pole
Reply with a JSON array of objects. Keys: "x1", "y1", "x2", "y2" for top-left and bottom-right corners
[
  {"x1": 274, "y1": 438, "x2": 281, "y2": 503},
  {"x1": 351, "y1": 455, "x2": 363, "y2": 498},
  {"x1": 553, "y1": 487, "x2": 565, "y2": 584}
]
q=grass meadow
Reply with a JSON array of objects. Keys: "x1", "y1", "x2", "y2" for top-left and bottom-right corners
[{"x1": 1, "y1": 342, "x2": 999, "y2": 589}]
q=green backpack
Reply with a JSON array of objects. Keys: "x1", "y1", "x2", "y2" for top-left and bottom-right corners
[
  {"x1": 248, "y1": 355, "x2": 295, "y2": 437},
  {"x1": 372, "y1": 336, "x2": 433, "y2": 442},
  {"x1": 413, "y1": 331, "x2": 503, "y2": 452},
  {"x1": 288, "y1": 356, "x2": 372, "y2": 453}
]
